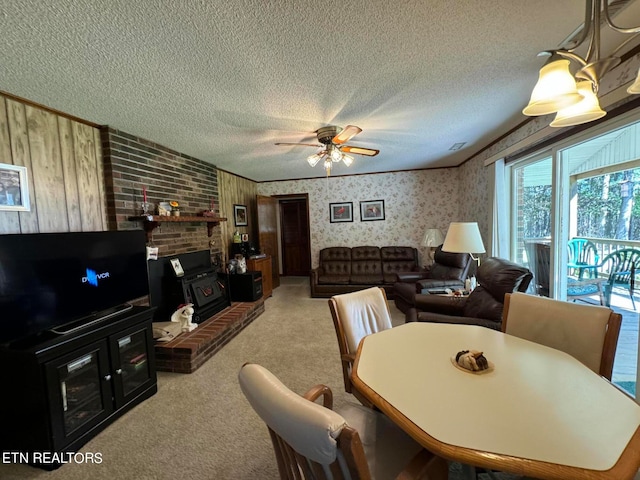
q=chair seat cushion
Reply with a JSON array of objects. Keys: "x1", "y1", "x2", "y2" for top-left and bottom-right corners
[
  {"x1": 567, "y1": 279, "x2": 600, "y2": 296},
  {"x1": 319, "y1": 274, "x2": 351, "y2": 285},
  {"x1": 337, "y1": 402, "x2": 424, "y2": 480}
]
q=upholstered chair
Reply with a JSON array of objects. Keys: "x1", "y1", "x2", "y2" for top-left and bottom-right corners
[
  {"x1": 238, "y1": 363, "x2": 448, "y2": 480},
  {"x1": 502, "y1": 292, "x2": 622, "y2": 380},
  {"x1": 328, "y1": 287, "x2": 392, "y2": 407},
  {"x1": 406, "y1": 257, "x2": 533, "y2": 330},
  {"x1": 394, "y1": 245, "x2": 475, "y2": 314}
]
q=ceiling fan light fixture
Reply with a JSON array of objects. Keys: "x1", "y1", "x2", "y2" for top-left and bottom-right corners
[
  {"x1": 550, "y1": 81, "x2": 606, "y2": 127},
  {"x1": 307, "y1": 153, "x2": 321, "y2": 167},
  {"x1": 323, "y1": 159, "x2": 332, "y2": 176},
  {"x1": 523, "y1": 58, "x2": 583, "y2": 116},
  {"x1": 342, "y1": 154, "x2": 354, "y2": 167},
  {"x1": 330, "y1": 147, "x2": 342, "y2": 162}
]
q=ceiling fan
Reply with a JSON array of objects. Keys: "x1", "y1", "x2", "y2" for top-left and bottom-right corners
[{"x1": 275, "y1": 125, "x2": 379, "y2": 175}]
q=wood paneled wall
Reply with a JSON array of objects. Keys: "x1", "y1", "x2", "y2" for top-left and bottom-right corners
[
  {"x1": 0, "y1": 94, "x2": 106, "y2": 234},
  {"x1": 217, "y1": 170, "x2": 258, "y2": 262}
]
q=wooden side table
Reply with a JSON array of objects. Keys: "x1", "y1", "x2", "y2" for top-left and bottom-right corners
[{"x1": 247, "y1": 255, "x2": 273, "y2": 298}]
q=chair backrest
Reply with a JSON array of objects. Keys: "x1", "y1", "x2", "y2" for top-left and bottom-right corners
[
  {"x1": 503, "y1": 292, "x2": 622, "y2": 379},
  {"x1": 429, "y1": 245, "x2": 475, "y2": 280},
  {"x1": 329, "y1": 287, "x2": 391, "y2": 401},
  {"x1": 329, "y1": 287, "x2": 392, "y2": 354},
  {"x1": 600, "y1": 248, "x2": 640, "y2": 286},
  {"x1": 534, "y1": 242, "x2": 551, "y2": 296},
  {"x1": 568, "y1": 238, "x2": 600, "y2": 266},
  {"x1": 238, "y1": 363, "x2": 369, "y2": 480},
  {"x1": 462, "y1": 257, "x2": 533, "y2": 322}
]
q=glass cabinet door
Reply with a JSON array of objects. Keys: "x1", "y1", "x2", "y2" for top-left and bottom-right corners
[
  {"x1": 110, "y1": 324, "x2": 155, "y2": 406},
  {"x1": 45, "y1": 342, "x2": 113, "y2": 449}
]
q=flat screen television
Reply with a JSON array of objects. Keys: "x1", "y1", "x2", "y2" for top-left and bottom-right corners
[{"x1": 0, "y1": 230, "x2": 149, "y2": 346}]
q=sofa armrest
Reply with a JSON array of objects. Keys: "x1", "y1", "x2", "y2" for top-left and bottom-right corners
[
  {"x1": 413, "y1": 311, "x2": 501, "y2": 330},
  {"x1": 413, "y1": 294, "x2": 467, "y2": 316},
  {"x1": 395, "y1": 271, "x2": 430, "y2": 283}
]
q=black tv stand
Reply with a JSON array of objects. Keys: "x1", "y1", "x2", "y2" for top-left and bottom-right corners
[
  {"x1": 50, "y1": 303, "x2": 134, "y2": 335},
  {"x1": 0, "y1": 306, "x2": 157, "y2": 470}
]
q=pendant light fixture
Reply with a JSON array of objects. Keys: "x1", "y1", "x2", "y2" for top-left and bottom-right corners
[{"x1": 523, "y1": 0, "x2": 640, "y2": 127}]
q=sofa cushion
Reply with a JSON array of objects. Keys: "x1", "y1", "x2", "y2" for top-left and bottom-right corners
[
  {"x1": 351, "y1": 246, "x2": 383, "y2": 284},
  {"x1": 381, "y1": 247, "x2": 419, "y2": 283},
  {"x1": 318, "y1": 247, "x2": 351, "y2": 285}
]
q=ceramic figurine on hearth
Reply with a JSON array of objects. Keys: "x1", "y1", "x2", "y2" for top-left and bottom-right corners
[
  {"x1": 171, "y1": 303, "x2": 197, "y2": 332},
  {"x1": 236, "y1": 254, "x2": 247, "y2": 274}
]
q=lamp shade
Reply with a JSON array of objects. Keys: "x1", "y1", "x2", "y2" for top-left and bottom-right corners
[
  {"x1": 627, "y1": 67, "x2": 640, "y2": 94},
  {"x1": 522, "y1": 58, "x2": 584, "y2": 116},
  {"x1": 442, "y1": 222, "x2": 486, "y2": 254},
  {"x1": 421, "y1": 228, "x2": 444, "y2": 247},
  {"x1": 550, "y1": 81, "x2": 606, "y2": 127}
]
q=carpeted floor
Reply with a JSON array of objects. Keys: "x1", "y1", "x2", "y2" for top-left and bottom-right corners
[{"x1": 0, "y1": 278, "x2": 517, "y2": 479}]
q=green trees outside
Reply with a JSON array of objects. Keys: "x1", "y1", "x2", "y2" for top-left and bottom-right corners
[
  {"x1": 521, "y1": 168, "x2": 639, "y2": 240},
  {"x1": 576, "y1": 169, "x2": 639, "y2": 240}
]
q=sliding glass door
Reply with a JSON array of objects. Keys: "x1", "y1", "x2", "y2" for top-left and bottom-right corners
[{"x1": 505, "y1": 111, "x2": 640, "y2": 400}]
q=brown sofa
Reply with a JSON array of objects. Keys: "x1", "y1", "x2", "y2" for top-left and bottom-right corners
[{"x1": 310, "y1": 246, "x2": 421, "y2": 298}]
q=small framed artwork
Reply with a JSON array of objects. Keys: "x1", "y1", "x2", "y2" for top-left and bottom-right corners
[
  {"x1": 0, "y1": 163, "x2": 30, "y2": 212},
  {"x1": 170, "y1": 258, "x2": 185, "y2": 277},
  {"x1": 329, "y1": 202, "x2": 353, "y2": 223},
  {"x1": 234, "y1": 204, "x2": 248, "y2": 226},
  {"x1": 360, "y1": 200, "x2": 385, "y2": 221},
  {"x1": 241, "y1": 233, "x2": 249, "y2": 242}
]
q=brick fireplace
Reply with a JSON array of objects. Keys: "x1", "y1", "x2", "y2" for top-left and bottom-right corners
[{"x1": 155, "y1": 298, "x2": 265, "y2": 373}]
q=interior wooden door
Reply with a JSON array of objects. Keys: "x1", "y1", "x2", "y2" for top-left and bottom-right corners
[
  {"x1": 256, "y1": 195, "x2": 280, "y2": 289},
  {"x1": 280, "y1": 198, "x2": 311, "y2": 276}
]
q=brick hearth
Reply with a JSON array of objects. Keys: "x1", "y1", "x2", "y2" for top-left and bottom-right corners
[{"x1": 154, "y1": 299, "x2": 265, "y2": 373}]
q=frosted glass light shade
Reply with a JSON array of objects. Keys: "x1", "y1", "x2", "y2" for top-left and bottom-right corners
[
  {"x1": 307, "y1": 153, "x2": 321, "y2": 167},
  {"x1": 627, "y1": 67, "x2": 640, "y2": 94},
  {"x1": 342, "y1": 154, "x2": 354, "y2": 167},
  {"x1": 550, "y1": 81, "x2": 606, "y2": 127},
  {"x1": 442, "y1": 222, "x2": 486, "y2": 254},
  {"x1": 421, "y1": 228, "x2": 444, "y2": 247},
  {"x1": 523, "y1": 59, "x2": 584, "y2": 116}
]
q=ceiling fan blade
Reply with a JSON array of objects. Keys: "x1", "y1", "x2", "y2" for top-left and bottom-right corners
[
  {"x1": 340, "y1": 145, "x2": 379, "y2": 156},
  {"x1": 332, "y1": 125, "x2": 362, "y2": 144},
  {"x1": 275, "y1": 142, "x2": 322, "y2": 147}
]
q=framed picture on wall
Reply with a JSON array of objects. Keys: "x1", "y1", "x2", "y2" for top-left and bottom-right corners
[
  {"x1": 0, "y1": 163, "x2": 30, "y2": 212},
  {"x1": 360, "y1": 200, "x2": 385, "y2": 221},
  {"x1": 329, "y1": 202, "x2": 353, "y2": 223},
  {"x1": 234, "y1": 204, "x2": 248, "y2": 226}
]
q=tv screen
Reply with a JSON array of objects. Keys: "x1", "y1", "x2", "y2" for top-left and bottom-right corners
[{"x1": 0, "y1": 230, "x2": 149, "y2": 345}]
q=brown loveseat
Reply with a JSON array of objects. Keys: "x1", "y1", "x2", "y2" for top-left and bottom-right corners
[{"x1": 310, "y1": 246, "x2": 421, "y2": 298}]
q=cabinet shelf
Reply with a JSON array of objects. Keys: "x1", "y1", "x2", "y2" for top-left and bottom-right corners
[{"x1": 128, "y1": 215, "x2": 227, "y2": 241}]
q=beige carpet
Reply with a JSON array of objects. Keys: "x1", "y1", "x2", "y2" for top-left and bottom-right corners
[{"x1": 0, "y1": 277, "x2": 516, "y2": 480}]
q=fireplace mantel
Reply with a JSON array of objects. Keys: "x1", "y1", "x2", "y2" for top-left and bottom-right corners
[{"x1": 129, "y1": 215, "x2": 227, "y2": 242}]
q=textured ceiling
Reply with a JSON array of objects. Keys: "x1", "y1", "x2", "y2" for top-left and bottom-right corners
[{"x1": 2, "y1": 0, "x2": 640, "y2": 181}]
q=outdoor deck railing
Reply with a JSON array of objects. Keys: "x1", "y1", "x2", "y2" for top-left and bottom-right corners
[{"x1": 522, "y1": 237, "x2": 640, "y2": 279}]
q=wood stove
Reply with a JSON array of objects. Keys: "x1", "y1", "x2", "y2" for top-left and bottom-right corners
[
  {"x1": 177, "y1": 267, "x2": 229, "y2": 323},
  {"x1": 148, "y1": 251, "x2": 230, "y2": 323}
]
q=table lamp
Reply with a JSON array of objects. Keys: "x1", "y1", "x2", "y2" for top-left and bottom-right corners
[
  {"x1": 421, "y1": 228, "x2": 444, "y2": 265},
  {"x1": 442, "y1": 222, "x2": 486, "y2": 266}
]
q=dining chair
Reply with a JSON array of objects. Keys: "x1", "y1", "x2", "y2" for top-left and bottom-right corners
[
  {"x1": 328, "y1": 287, "x2": 392, "y2": 407},
  {"x1": 502, "y1": 292, "x2": 622, "y2": 380},
  {"x1": 599, "y1": 248, "x2": 640, "y2": 310},
  {"x1": 238, "y1": 363, "x2": 448, "y2": 480}
]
